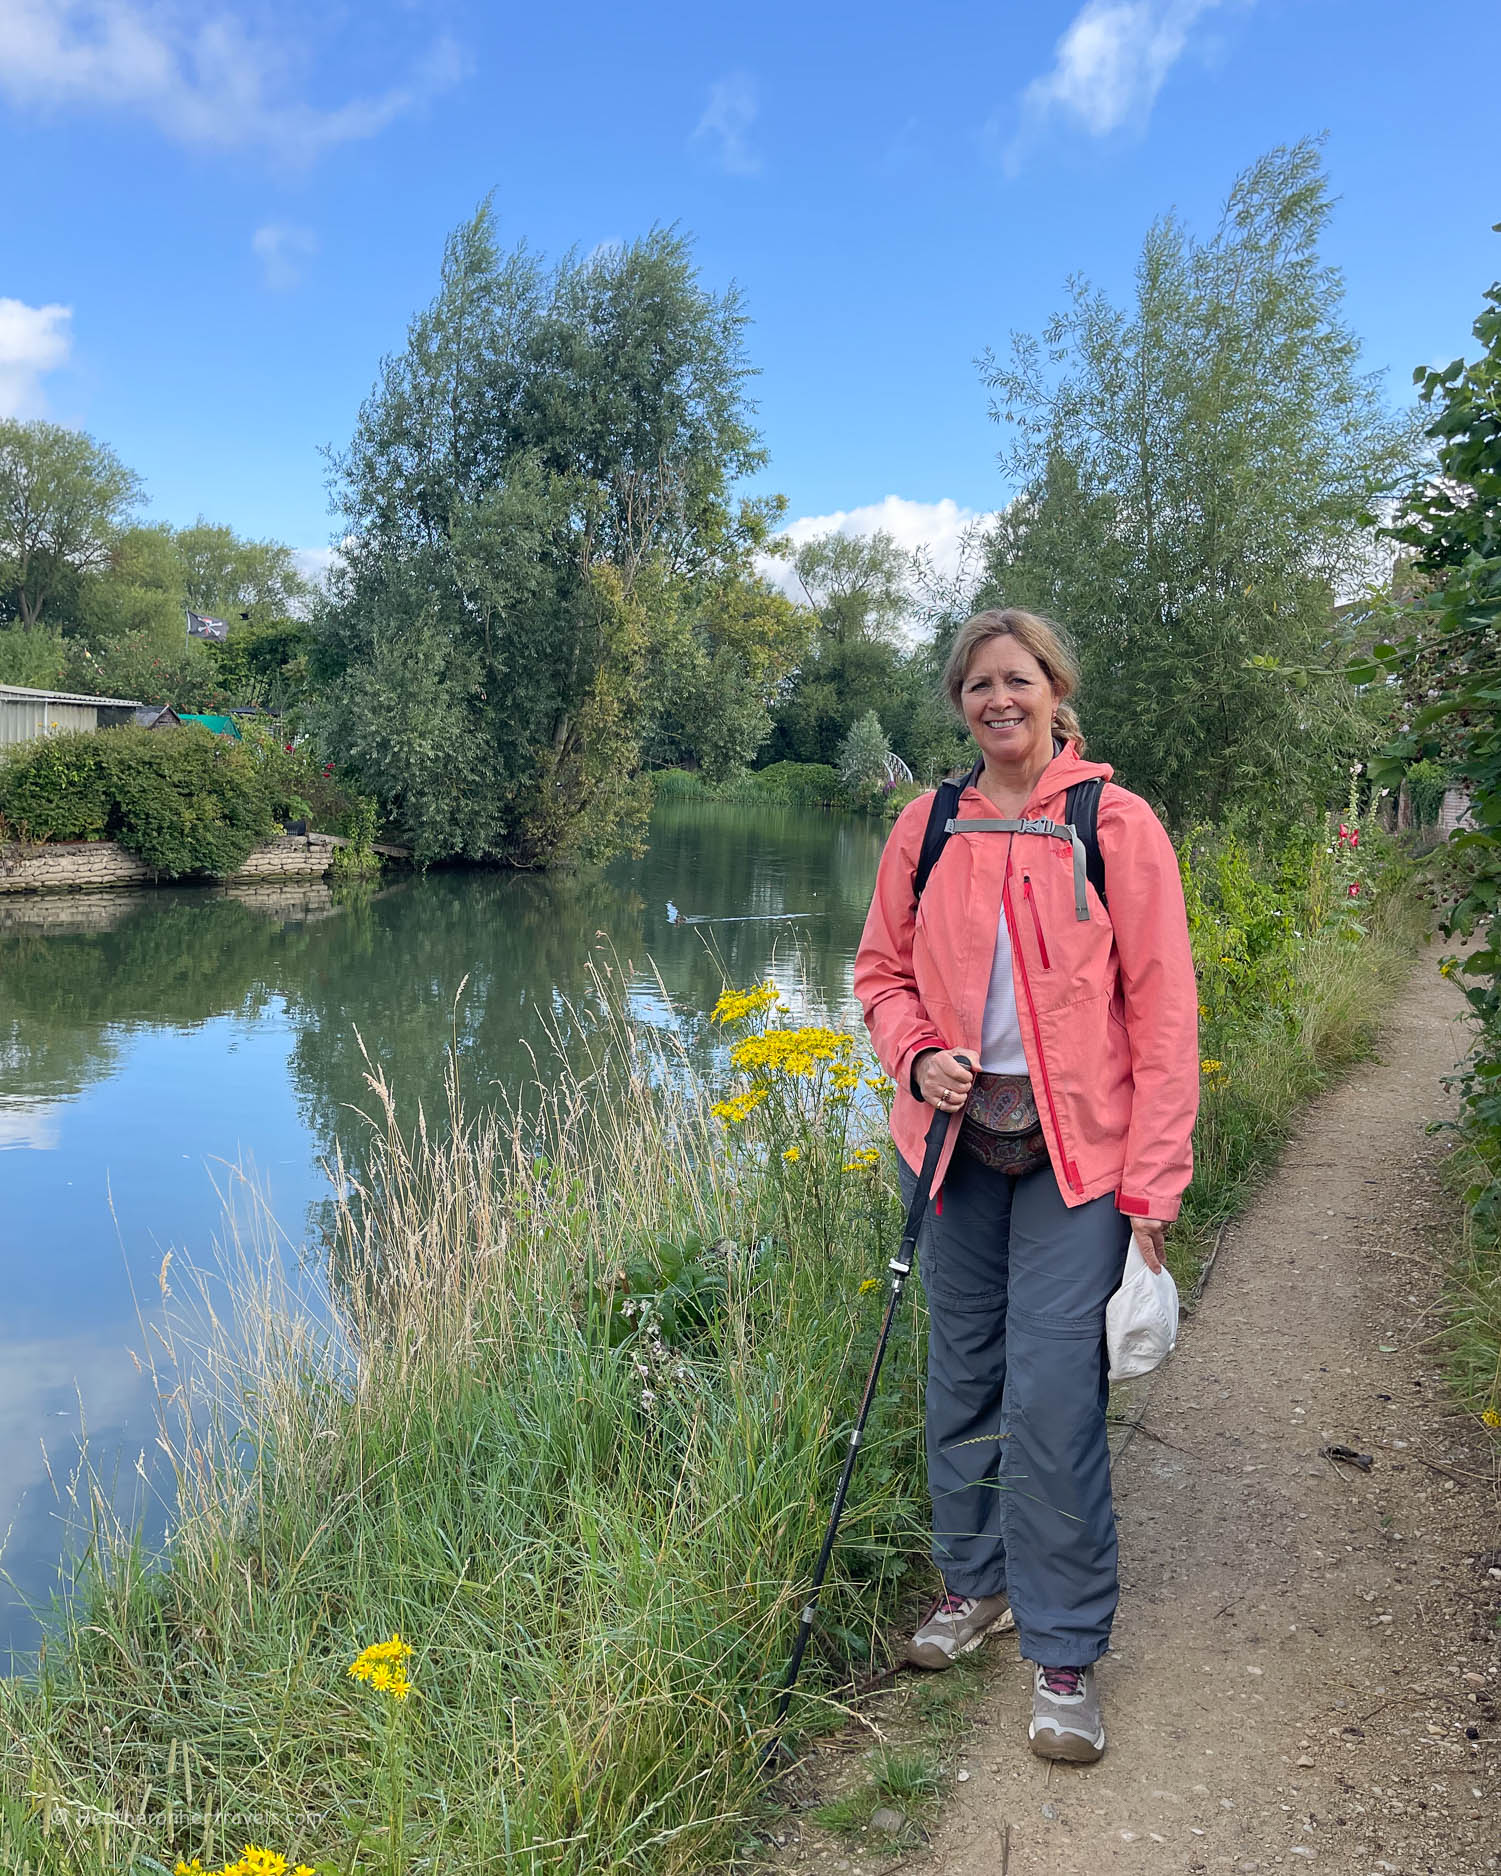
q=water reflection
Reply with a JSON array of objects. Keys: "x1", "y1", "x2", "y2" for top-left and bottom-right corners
[{"x1": 0, "y1": 800, "x2": 887, "y2": 1654}]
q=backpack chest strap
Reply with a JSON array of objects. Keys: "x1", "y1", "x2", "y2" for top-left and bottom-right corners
[{"x1": 943, "y1": 817, "x2": 1090, "y2": 921}]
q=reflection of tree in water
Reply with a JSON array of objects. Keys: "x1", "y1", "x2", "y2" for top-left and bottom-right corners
[
  {"x1": 0, "y1": 891, "x2": 328, "y2": 1106},
  {"x1": 284, "y1": 868, "x2": 651, "y2": 1183},
  {"x1": 286, "y1": 805, "x2": 885, "y2": 1217},
  {"x1": 0, "y1": 800, "x2": 887, "y2": 1247}
]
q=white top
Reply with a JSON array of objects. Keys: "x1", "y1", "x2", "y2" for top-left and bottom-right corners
[{"x1": 979, "y1": 905, "x2": 1028, "y2": 1073}]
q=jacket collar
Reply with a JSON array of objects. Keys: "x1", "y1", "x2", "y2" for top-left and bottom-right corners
[{"x1": 960, "y1": 740, "x2": 1114, "y2": 820}]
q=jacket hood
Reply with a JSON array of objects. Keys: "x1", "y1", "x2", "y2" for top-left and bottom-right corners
[{"x1": 959, "y1": 740, "x2": 1115, "y2": 818}]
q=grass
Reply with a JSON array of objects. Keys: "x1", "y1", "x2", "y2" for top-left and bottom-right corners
[
  {"x1": 1442, "y1": 1145, "x2": 1501, "y2": 1428},
  {"x1": 0, "y1": 820, "x2": 1436, "y2": 1874},
  {"x1": 1166, "y1": 824, "x2": 1432, "y2": 1288}
]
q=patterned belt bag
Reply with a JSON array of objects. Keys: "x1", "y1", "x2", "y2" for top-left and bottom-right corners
[{"x1": 958, "y1": 1071, "x2": 1052, "y2": 1178}]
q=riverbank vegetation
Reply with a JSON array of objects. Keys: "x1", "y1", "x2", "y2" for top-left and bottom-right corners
[
  {"x1": 0, "y1": 812, "x2": 1428, "y2": 1874},
  {"x1": 0, "y1": 723, "x2": 372, "y2": 880},
  {"x1": 1360, "y1": 259, "x2": 1501, "y2": 1430}
]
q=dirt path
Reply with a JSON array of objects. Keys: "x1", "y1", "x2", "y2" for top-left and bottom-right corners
[{"x1": 910, "y1": 955, "x2": 1501, "y2": 1874}]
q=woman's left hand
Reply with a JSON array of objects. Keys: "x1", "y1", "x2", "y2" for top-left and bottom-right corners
[{"x1": 1131, "y1": 1218, "x2": 1167, "y2": 1273}]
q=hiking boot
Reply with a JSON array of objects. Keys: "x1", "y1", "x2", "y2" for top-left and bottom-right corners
[
  {"x1": 1028, "y1": 1662, "x2": 1105, "y2": 1762},
  {"x1": 904, "y1": 1591, "x2": 1014, "y2": 1670}
]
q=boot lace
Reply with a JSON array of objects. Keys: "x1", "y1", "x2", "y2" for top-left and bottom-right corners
[{"x1": 1039, "y1": 1666, "x2": 1083, "y2": 1697}]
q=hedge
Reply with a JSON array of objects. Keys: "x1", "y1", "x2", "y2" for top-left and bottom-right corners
[{"x1": 0, "y1": 726, "x2": 277, "y2": 880}]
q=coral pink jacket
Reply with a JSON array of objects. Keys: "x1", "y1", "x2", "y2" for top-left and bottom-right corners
[{"x1": 854, "y1": 742, "x2": 1199, "y2": 1220}]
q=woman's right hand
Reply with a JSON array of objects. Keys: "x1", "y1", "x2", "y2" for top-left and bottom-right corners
[{"x1": 914, "y1": 1049, "x2": 976, "y2": 1113}]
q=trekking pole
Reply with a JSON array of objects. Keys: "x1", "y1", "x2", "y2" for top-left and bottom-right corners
[{"x1": 761, "y1": 1063, "x2": 965, "y2": 1774}]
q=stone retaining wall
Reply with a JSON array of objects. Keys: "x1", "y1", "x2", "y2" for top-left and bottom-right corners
[{"x1": 0, "y1": 834, "x2": 338, "y2": 896}]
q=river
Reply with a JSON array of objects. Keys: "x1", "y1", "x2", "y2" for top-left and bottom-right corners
[{"x1": 0, "y1": 798, "x2": 887, "y2": 1657}]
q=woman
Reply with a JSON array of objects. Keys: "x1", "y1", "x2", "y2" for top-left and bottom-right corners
[{"x1": 854, "y1": 608, "x2": 1198, "y2": 1763}]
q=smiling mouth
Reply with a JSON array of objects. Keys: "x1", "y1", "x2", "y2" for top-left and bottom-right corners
[{"x1": 984, "y1": 717, "x2": 1024, "y2": 730}]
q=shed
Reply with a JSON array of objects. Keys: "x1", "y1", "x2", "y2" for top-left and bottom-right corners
[
  {"x1": 0, "y1": 684, "x2": 143, "y2": 750},
  {"x1": 133, "y1": 704, "x2": 183, "y2": 730}
]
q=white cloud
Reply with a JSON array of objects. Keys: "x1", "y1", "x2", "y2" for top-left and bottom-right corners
[
  {"x1": 0, "y1": 1, "x2": 466, "y2": 163},
  {"x1": 0, "y1": 298, "x2": 72, "y2": 418},
  {"x1": 693, "y1": 73, "x2": 760, "y2": 176},
  {"x1": 999, "y1": 0, "x2": 1231, "y2": 171},
  {"x1": 253, "y1": 222, "x2": 318, "y2": 290},
  {"x1": 762, "y1": 496, "x2": 993, "y2": 600},
  {"x1": 291, "y1": 545, "x2": 341, "y2": 592}
]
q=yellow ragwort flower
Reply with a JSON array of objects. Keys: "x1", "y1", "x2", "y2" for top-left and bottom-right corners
[
  {"x1": 841, "y1": 1147, "x2": 881, "y2": 1173},
  {"x1": 781, "y1": 1145, "x2": 801, "y2": 1163},
  {"x1": 729, "y1": 1025, "x2": 856, "y2": 1079},
  {"x1": 858, "y1": 1277, "x2": 882, "y2": 1295},
  {"x1": 349, "y1": 1632, "x2": 414, "y2": 1701},
  {"x1": 709, "y1": 1087, "x2": 769, "y2": 1126},
  {"x1": 710, "y1": 981, "x2": 781, "y2": 1026},
  {"x1": 1483, "y1": 1408, "x2": 1501, "y2": 1430},
  {"x1": 1199, "y1": 1059, "x2": 1224, "y2": 1074}
]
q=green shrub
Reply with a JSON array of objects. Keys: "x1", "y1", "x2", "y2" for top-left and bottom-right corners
[
  {"x1": 751, "y1": 760, "x2": 843, "y2": 806},
  {"x1": 0, "y1": 726, "x2": 276, "y2": 879},
  {"x1": 649, "y1": 766, "x2": 706, "y2": 797},
  {"x1": 0, "y1": 732, "x2": 112, "y2": 840},
  {"x1": 1404, "y1": 758, "x2": 1449, "y2": 829}
]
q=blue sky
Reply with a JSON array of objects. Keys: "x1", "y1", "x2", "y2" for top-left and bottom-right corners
[{"x1": 3, "y1": 0, "x2": 1497, "y2": 581}]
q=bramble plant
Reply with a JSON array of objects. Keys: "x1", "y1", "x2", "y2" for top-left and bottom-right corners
[{"x1": 1354, "y1": 242, "x2": 1501, "y2": 1424}]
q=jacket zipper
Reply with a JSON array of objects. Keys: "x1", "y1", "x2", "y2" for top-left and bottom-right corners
[
  {"x1": 1004, "y1": 864, "x2": 1082, "y2": 1194},
  {"x1": 1021, "y1": 875, "x2": 1051, "y2": 969}
]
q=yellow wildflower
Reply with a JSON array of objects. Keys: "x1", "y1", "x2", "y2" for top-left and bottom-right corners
[
  {"x1": 709, "y1": 1087, "x2": 769, "y2": 1125},
  {"x1": 711, "y1": 981, "x2": 780, "y2": 1025},
  {"x1": 842, "y1": 1147, "x2": 881, "y2": 1173},
  {"x1": 864, "y1": 1073, "x2": 895, "y2": 1096},
  {"x1": 1483, "y1": 1408, "x2": 1501, "y2": 1430},
  {"x1": 729, "y1": 1026, "x2": 856, "y2": 1079},
  {"x1": 858, "y1": 1277, "x2": 882, "y2": 1295},
  {"x1": 829, "y1": 1063, "x2": 862, "y2": 1093},
  {"x1": 349, "y1": 1632, "x2": 414, "y2": 1701},
  {"x1": 229, "y1": 1850, "x2": 287, "y2": 1876},
  {"x1": 1199, "y1": 1059, "x2": 1223, "y2": 1074},
  {"x1": 175, "y1": 1863, "x2": 207, "y2": 1875},
  {"x1": 781, "y1": 1145, "x2": 801, "y2": 1163}
]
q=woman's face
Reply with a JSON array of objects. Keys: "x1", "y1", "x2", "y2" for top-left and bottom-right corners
[{"x1": 959, "y1": 634, "x2": 1060, "y2": 770}]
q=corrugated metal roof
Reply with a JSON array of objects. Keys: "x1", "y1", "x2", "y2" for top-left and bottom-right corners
[{"x1": 0, "y1": 683, "x2": 143, "y2": 708}]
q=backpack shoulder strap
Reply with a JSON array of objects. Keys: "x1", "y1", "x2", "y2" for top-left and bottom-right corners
[
  {"x1": 1065, "y1": 778, "x2": 1107, "y2": 909},
  {"x1": 914, "y1": 760, "x2": 982, "y2": 901}
]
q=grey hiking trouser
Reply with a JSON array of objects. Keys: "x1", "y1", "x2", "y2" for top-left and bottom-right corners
[{"x1": 901, "y1": 1146, "x2": 1131, "y2": 1668}]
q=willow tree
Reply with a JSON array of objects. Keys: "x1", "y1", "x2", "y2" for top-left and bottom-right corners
[
  {"x1": 976, "y1": 140, "x2": 1414, "y2": 827},
  {"x1": 313, "y1": 206, "x2": 790, "y2": 865}
]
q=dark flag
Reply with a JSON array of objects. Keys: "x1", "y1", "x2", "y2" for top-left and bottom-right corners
[{"x1": 186, "y1": 608, "x2": 229, "y2": 642}]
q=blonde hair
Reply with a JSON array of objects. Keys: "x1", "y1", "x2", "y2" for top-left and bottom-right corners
[{"x1": 942, "y1": 607, "x2": 1086, "y2": 754}]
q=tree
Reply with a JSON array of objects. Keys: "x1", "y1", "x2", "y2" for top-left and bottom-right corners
[
  {"x1": 1359, "y1": 252, "x2": 1501, "y2": 1237},
  {"x1": 976, "y1": 140, "x2": 1413, "y2": 827},
  {"x1": 792, "y1": 529, "x2": 912, "y2": 646},
  {"x1": 0, "y1": 420, "x2": 142, "y2": 628},
  {"x1": 315, "y1": 205, "x2": 787, "y2": 865},
  {"x1": 767, "y1": 527, "x2": 958, "y2": 774},
  {"x1": 838, "y1": 710, "x2": 893, "y2": 793},
  {"x1": 641, "y1": 572, "x2": 812, "y2": 780},
  {"x1": 173, "y1": 520, "x2": 309, "y2": 624}
]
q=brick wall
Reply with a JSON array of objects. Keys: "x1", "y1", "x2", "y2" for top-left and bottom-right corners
[{"x1": 0, "y1": 834, "x2": 336, "y2": 896}]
